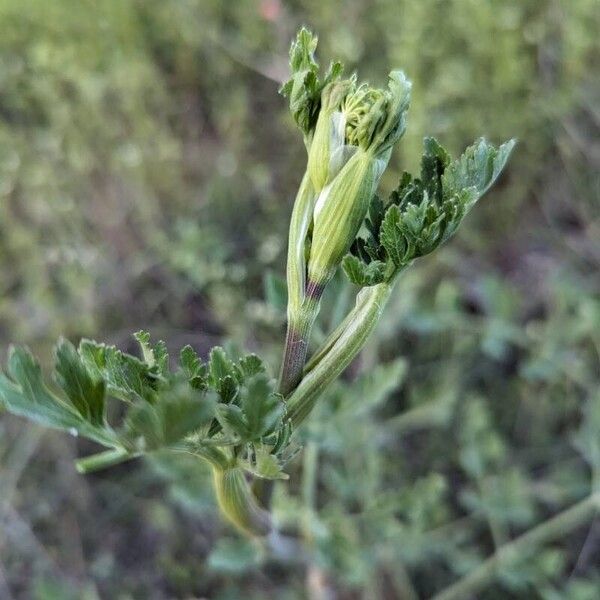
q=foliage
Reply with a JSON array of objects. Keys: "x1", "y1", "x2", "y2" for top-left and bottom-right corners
[
  {"x1": 0, "y1": 1, "x2": 598, "y2": 599},
  {"x1": 343, "y1": 137, "x2": 515, "y2": 286},
  {"x1": 0, "y1": 333, "x2": 295, "y2": 485}
]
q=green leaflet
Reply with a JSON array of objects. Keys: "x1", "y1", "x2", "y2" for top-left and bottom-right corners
[
  {"x1": 208, "y1": 346, "x2": 236, "y2": 385},
  {"x1": 242, "y1": 376, "x2": 285, "y2": 440},
  {"x1": 208, "y1": 346, "x2": 240, "y2": 403},
  {"x1": 380, "y1": 204, "x2": 412, "y2": 267},
  {"x1": 125, "y1": 388, "x2": 216, "y2": 451},
  {"x1": 238, "y1": 354, "x2": 266, "y2": 378},
  {"x1": 179, "y1": 345, "x2": 208, "y2": 390},
  {"x1": 342, "y1": 255, "x2": 387, "y2": 287},
  {"x1": 134, "y1": 330, "x2": 169, "y2": 376},
  {"x1": 0, "y1": 345, "x2": 116, "y2": 446},
  {"x1": 420, "y1": 136, "x2": 452, "y2": 202},
  {"x1": 345, "y1": 136, "x2": 515, "y2": 286},
  {"x1": 216, "y1": 374, "x2": 286, "y2": 444},
  {"x1": 79, "y1": 338, "x2": 161, "y2": 403},
  {"x1": 241, "y1": 445, "x2": 289, "y2": 481},
  {"x1": 54, "y1": 338, "x2": 106, "y2": 427},
  {"x1": 443, "y1": 137, "x2": 517, "y2": 203},
  {"x1": 279, "y1": 28, "x2": 343, "y2": 139}
]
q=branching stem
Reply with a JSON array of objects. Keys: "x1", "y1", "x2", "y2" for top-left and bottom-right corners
[
  {"x1": 75, "y1": 448, "x2": 137, "y2": 473},
  {"x1": 287, "y1": 282, "x2": 392, "y2": 427},
  {"x1": 431, "y1": 493, "x2": 600, "y2": 600}
]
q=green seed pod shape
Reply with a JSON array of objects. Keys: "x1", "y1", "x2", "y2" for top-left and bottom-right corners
[{"x1": 308, "y1": 149, "x2": 389, "y2": 287}]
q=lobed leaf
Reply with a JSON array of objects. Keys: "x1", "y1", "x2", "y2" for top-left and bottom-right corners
[
  {"x1": 238, "y1": 354, "x2": 266, "y2": 378},
  {"x1": 344, "y1": 136, "x2": 515, "y2": 286},
  {"x1": 0, "y1": 345, "x2": 116, "y2": 446},
  {"x1": 0, "y1": 334, "x2": 285, "y2": 471},
  {"x1": 443, "y1": 137, "x2": 516, "y2": 205},
  {"x1": 214, "y1": 374, "x2": 285, "y2": 443},
  {"x1": 342, "y1": 255, "x2": 386, "y2": 287},
  {"x1": 179, "y1": 345, "x2": 208, "y2": 390},
  {"x1": 242, "y1": 375, "x2": 285, "y2": 441},
  {"x1": 242, "y1": 446, "x2": 289, "y2": 480},
  {"x1": 54, "y1": 338, "x2": 106, "y2": 427},
  {"x1": 135, "y1": 330, "x2": 170, "y2": 377},
  {"x1": 280, "y1": 27, "x2": 344, "y2": 138},
  {"x1": 126, "y1": 388, "x2": 216, "y2": 450},
  {"x1": 79, "y1": 339, "x2": 160, "y2": 403},
  {"x1": 208, "y1": 347, "x2": 240, "y2": 402},
  {"x1": 0, "y1": 345, "x2": 84, "y2": 431},
  {"x1": 380, "y1": 204, "x2": 411, "y2": 267}
]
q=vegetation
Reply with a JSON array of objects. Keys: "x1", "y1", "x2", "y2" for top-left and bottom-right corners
[{"x1": 0, "y1": 2, "x2": 598, "y2": 599}]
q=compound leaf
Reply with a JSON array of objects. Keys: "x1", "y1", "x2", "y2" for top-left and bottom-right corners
[{"x1": 380, "y1": 204, "x2": 410, "y2": 267}]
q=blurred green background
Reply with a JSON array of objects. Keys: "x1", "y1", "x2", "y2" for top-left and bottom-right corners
[{"x1": 0, "y1": 1, "x2": 598, "y2": 598}]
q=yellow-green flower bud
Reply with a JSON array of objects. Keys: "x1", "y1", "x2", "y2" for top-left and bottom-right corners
[
  {"x1": 279, "y1": 65, "x2": 411, "y2": 396},
  {"x1": 306, "y1": 71, "x2": 412, "y2": 288},
  {"x1": 345, "y1": 70, "x2": 411, "y2": 155},
  {"x1": 308, "y1": 149, "x2": 389, "y2": 287},
  {"x1": 306, "y1": 78, "x2": 355, "y2": 191}
]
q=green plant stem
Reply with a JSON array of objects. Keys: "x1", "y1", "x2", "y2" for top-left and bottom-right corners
[
  {"x1": 305, "y1": 267, "x2": 405, "y2": 376},
  {"x1": 279, "y1": 308, "x2": 317, "y2": 396},
  {"x1": 182, "y1": 444, "x2": 274, "y2": 537},
  {"x1": 78, "y1": 445, "x2": 270, "y2": 537},
  {"x1": 287, "y1": 282, "x2": 393, "y2": 427},
  {"x1": 431, "y1": 493, "x2": 600, "y2": 600},
  {"x1": 278, "y1": 284, "x2": 323, "y2": 397},
  {"x1": 303, "y1": 295, "x2": 364, "y2": 375},
  {"x1": 278, "y1": 172, "x2": 316, "y2": 398},
  {"x1": 75, "y1": 441, "x2": 230, "y2": 474},
  {"x1": 302, "y1": 441, "x2": 319, "y2": 541},
  {"x1": 178, "y1": 443, "x2": 230, "y2": 470},
  {"x1": 75, "y1": 448, "x2": 137, "y2": 473}
]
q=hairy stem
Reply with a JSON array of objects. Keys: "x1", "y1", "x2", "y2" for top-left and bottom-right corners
[
  {"x1": 75, "y1": 448, "x2": 137, "y2": 473},
  {"x1": 303, "y1": 291, "x2": 368, "y2": 375},
  {"x1": 278, "y1": 281, "x2": 323, "y2": 397},
  {"x1": 76, "y1": 441, "x2": 230, "y2": 474},
  {"x1": 431, "y1": 493, "x2": 600, "y2": 600}
]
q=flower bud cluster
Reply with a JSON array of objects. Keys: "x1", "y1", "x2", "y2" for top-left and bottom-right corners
[
  {"x1": 278, "y1": 29, "x2": 411, "y2": 395},
  {"x1": 281, "y1": 29, "x2": 412, "y2": 296}
]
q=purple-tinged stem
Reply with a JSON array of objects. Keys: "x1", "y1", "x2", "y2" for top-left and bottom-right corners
[{"x1": 278, "y1": 279, "x2": 324, "y2": 397}]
